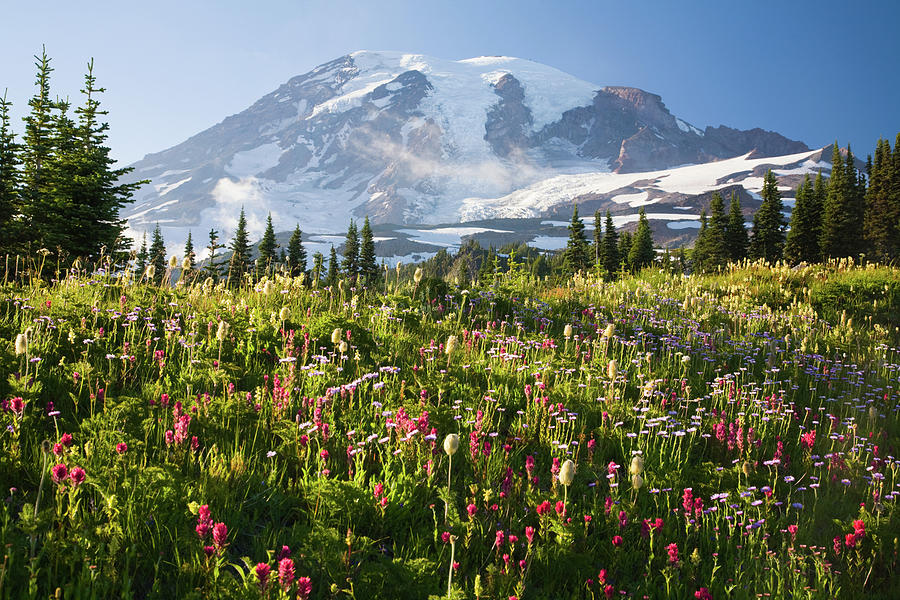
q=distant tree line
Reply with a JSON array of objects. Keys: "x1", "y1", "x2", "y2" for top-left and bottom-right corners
[{"x1": 0, "y1": 49, "x2": 144, "y2": 262}]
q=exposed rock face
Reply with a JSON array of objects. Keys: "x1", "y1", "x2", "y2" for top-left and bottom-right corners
[{"x1": 121, "y1": 51, "x2": 810, "y2": 253}]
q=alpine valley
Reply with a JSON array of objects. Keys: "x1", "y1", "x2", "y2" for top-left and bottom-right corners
[{"x1": 122, "y1": 51, "x2": 833, "y2": 261}]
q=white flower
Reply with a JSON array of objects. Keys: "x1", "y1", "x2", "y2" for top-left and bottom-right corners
[
  {"x1": 629, "y1": 455, "x2": 644, "y2": 476},
  {"x1": 445, "y1": 335, "x2": 458, "y2": 355},
  {"x1": 559, "y1": 459, "x2": 575, "y2": 486},
  {"x1": 564, "y1": 324, "x2": 573, "y2": 339},
  {"x1": 279, "y1": 307, "x2": 290, "y2": 321},
  {"x1": 15, "y1": 333, "x2": 27, "y2": 356},
  {"x1": 331, "y1": 328, "x2": 342, "y2": 345},
  {"x1": 608, "y1": 359, "x2": 617, "y2": 380},
  {"x1": 631, "y1": 473, "x2": 643, "y2": 490},
  {"x1": 443, "y1": 433, "x2": 459, "y2": 456},
  {"x1": 414, "y1": 267, "x2": 424, "y2": 283}
]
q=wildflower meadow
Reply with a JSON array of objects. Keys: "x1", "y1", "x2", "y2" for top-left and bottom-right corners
[{"x1": 1, "y1": 258, "x2": 899, "y2": 599}]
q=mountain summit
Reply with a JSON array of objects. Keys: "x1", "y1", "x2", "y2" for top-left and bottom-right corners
[{"x1": 122, "y1": 51, "x2": 812, "y2": 249}]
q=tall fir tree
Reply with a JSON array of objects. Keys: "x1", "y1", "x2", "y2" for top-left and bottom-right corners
[
  {"x1": 0, "y1": 91, "x2": 20, "y2": 253},
  {"x1": 821, "y1": 144, "x2": 865, "y2": 259},
  {"x1": 183, "y1": 232, "x2": 195, "y2": 270},
  {"x1": 725, "y1": 192, "x2": 749, "y2": 263},
  {"x1": 228, "y1": 208, "x2": 252, "y2": 285},
  {"x1": 287, "y1": 224, "x2": 307, "y2": 277},
  {"x1": 204, "y1": 228, "x2": 224, "y2": 281},
  {"x1": 703, "y1": 192, "x2": 729, "y2": 270},
  {"x1": 784, "y1": 174, "x2": 822, "y2": 264},
  {"x1": 20, "y1": 48, "x2": 55, "y2": 253},
  {"x1": 326, "y1": 246, "x2": 339, "y2": 288},
  {"x1": 628, "y1": 208, "x2": 655, "y2": 270},
  {"x1": 341, "y1": 219, "x2": 359, "y2": 283},
  {"x1": 863, "y1": 138, "x2": 899, "y2": 261},
  {"x1": 69, "y1": 60, "x2": 143, "y2": 257},
  {"x1": 358, "y1": 216, "x2": 378, "y2": 287},
  {"x1": 601, "y1": 210, "x2": 620, "y2": 276},
  {"x1": 749, "y1": 170, "x2": 786, "y2": 262},
  {"x1": 257, "y1": 213, "x2": 278, "y2": 276},
  {"x1": 563, "y1": 205, "x2": 591, "y2": 274},
  {"x1": 693, "y1": 210, "x2": 710, "y2": 271},
  {"x1": 148, "y1": 224, "x2": 166, "y2": 284}
]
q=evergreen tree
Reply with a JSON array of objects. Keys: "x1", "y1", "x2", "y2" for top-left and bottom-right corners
[
  {"x1": 784, "y1": 175, "x2": 821, "y2": 264},
  {"x1": 0, "y1": 91, "x2": 20, "y2": 253},
  {"x1": 183, "y1": 232, "x2": 195, "y2": 270},
  {"x1": 148, "y1": 224, "x2": 166, "y2": 284},
  {"x1": 725, "y1": 192, "x2": 749, "y2": 263},
  {"x1": 628, "y1": 208, "x2": 655, "y2": 270},
  {"x1": 257, "y1": 213, "x2": 278, "y2": 274},
  {"x1": 601, "y1": 210, "x2": 620, "y2": 276},
  {"x1": 135, "y1": 232, "x2": 148, "y2": 276},
  {"x1": 563, "y1": 205, "x2": 591, "y2": 274},
  {"x1": 311, "y1": 251, "x2": 324, "y2": 285},
  {"x1": 693, "y1": 210, "x2": 710, "y2": 272},
  {"x1": 326, "y1": 246, "x2": 338, "y2": 288},
  {"x1": 341, "y1": 219, "x2": 359, "y2": 283},
  {"x1": 749, "y1": 170, "x2": 786, "y2": 262},
  {"x1": 204, "y1": 228, "x2": 224, "y2": 281},
  {"x1": 358, "y1": 216, "x2": 378, "y2": 287},
  {"x1": 864, "y1": 138, "x2": 899, "y2": 261},
  {"x1": 703, "y1": 192, "x2": 729, "y2": 270},
  {"x1": 618, "y1": 231, "x2": 633, "y2": 271},
  {"x1": 287, "y1": 224, "x2": 307, "y2": 277},
  {"x1": 19, "y1": 48, "x2": 55, "y2": 253},
  {"x1": 68, "y1": 60, "x2": 143, "y2": 257},
  {"x1": 228, "y1": 208, "x2": 252, "y2": 285},
  {"x1": 821, "y1": 144, "x2": 865, "y2": 259}
]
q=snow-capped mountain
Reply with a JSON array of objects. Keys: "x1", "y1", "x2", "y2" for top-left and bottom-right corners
[{"x1": 122, "y1": 50, "x2": 822, "y2": 256}]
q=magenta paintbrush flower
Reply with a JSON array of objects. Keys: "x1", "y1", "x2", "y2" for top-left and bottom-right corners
[
  {"x1": 212, "y1": 522, "x2": 227, "y2": 549},
  {"x1": 278, "y1": 558, "x2": 295, "y2": 589},
  {"x1": 51, "y1": 463, "x2": 68, "y2": 484},
  {"x1": 68, "y1": 467, "x2": 86, "y2": 488}
]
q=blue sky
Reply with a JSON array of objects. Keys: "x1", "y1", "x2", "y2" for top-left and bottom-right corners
[{"x1": 1, "y1": 0, "x2": 897, "y2": 165}]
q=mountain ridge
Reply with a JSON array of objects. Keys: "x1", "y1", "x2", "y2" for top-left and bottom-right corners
[{"x1": 121, "y1": 50, "x2": 816, "y2": 258}]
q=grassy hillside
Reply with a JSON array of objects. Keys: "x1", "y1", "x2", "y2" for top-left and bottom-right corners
[{"x1": 1, "y1": 261, "x2": 899, "y2": 599}]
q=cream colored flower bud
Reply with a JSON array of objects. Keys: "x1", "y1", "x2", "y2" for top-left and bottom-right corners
[
  {"x1": 263, "y1": 280, "x2": 275, "y2": 295},
  {"x1": 182, "y1": 257, "x2": 192, "y2": 271},
  {"x1": 443, "y1": 433, "x2": 459, "y2": 456},
  {"x1": 559, "y1": 459, "x2": 575, "y2": 486},
  {"x1": 15, "y1": 333, "x2": 27, "y2": 356},
  {"x1": 604, "y1": 323, "x2": 615, "y2": 339},
  {"x1": 169, "y1": 255, "x2": 178, "y2": 269},
  {"x1": 216, "y1": 320, "x2": 229, "y2": 342},
  {"x1": 564, "y1": 324, "x2": 573, "y2": 338},
  {"x1": 630, "y1": 455, "x2": 644, "y2": 476},
  {"x1": 146, "y1": 264, "x2": 156, "y2": 279},
  {"x1": 414, "y1": 267, "x2": 424, "y2": 284},
  {"x1": 445, "y1": 335, "x2": 458, "y2": 355},
  {"x1": 279, "y1": 306, "x2": 290, "y2": 321},
  {"x1": 331, "y1": 328, "x2": 342, "y2": 345},
  {"x1": 339, "y1": 340, "x2": 348, "y2": 354},
  {"x1": 608, "y1": 359, "x2": 617, "y2": 380},
  {"x1": 631, "y1": 473, "x2": 643, "y2": 490}
]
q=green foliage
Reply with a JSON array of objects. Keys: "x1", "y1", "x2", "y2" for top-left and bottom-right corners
[
  {"x1": 725, "y1": 192, "x2": 748, "y2": 262},
  {"x1": 359, "y1": 216, "x2": 378, "y2": 288},
  {"x1": 750, "y1": 170, "x2": 786, "y2": 262},
  {"x1": 627, "y1": 208, "x2": 655, "y2": 270},
  {"x1": 287, "y1": 224, "x2": 307, "y2": 277},
  {"x1": 563, "y1": 205, "x2": 591, "y2": 274},
  {"x1": 257, "y1": 213, "x2": 278, "y2": 275},
  {"x1": 228, "y1": 208, "x2": 252, "y2": 285}
]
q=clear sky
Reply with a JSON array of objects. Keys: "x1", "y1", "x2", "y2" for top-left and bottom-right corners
[{"x1": 1, "y1": 0, "x2": 897, "y2": 166}]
